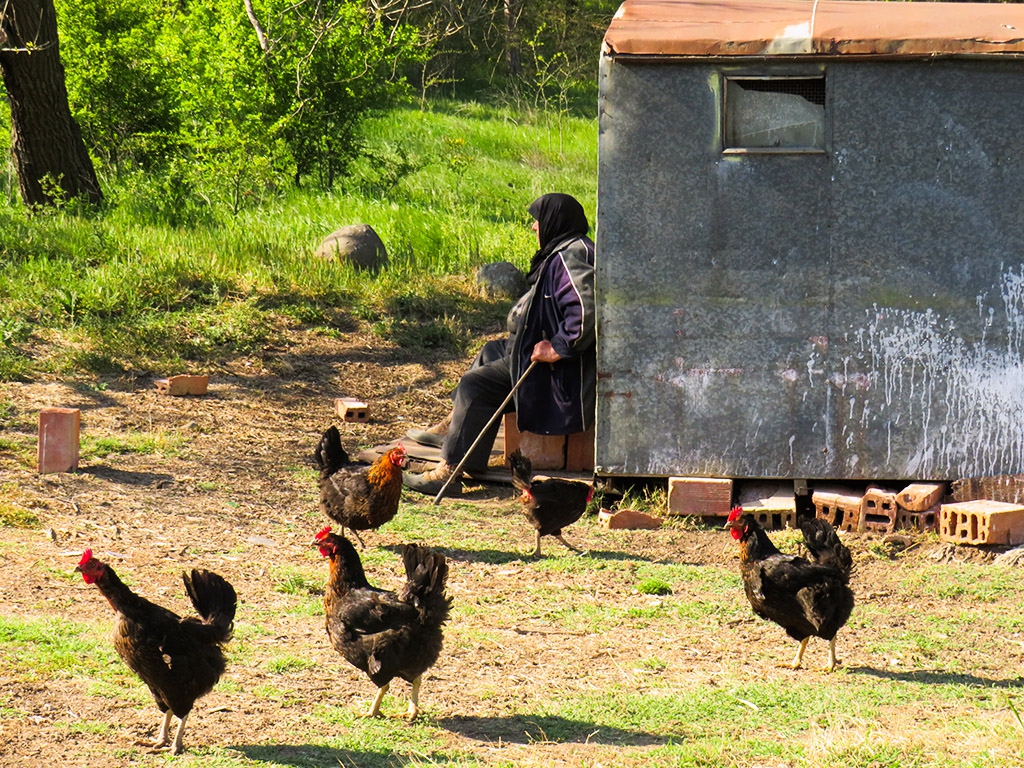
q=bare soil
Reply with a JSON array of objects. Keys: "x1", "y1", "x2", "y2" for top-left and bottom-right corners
[{"x1": 0, "y1": 325, "x2": 1020, "y2": 767}]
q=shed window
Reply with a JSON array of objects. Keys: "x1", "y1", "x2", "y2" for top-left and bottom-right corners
[{"x1": 724, "y1": 77, "x2": 826, "y2": 153}]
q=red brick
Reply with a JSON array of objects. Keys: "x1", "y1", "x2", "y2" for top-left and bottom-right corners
[
  {"x1": 503, "y1": 414, "x2": 566, "y2": 470},
  {"x1": 38, "y1": 408, "x2": 80, "y2": 474},
  {"x1": 860, "y1": 487, "x2": 898, "y2": 533},
  {"x1": 667, "y1": 476, "x2": 732, "y2": 517},
  {"x1": 334, "y1": 397, "x2": 370, "y2": 422},
  {"x1": 812, "y1": 487, "x2": 862, "y2": 533},
  {"x1": 598, "y1": 508, "x2": 662, "y2": 529},
  {"x1": 155, "y1": 374, "x2": 209, "y2": 396},
  {"x1": 897, "y1": 503, "x2": 939, "y2": 532},
  {"x1": 940, "y1": 500, "x2": 1024, "y2": 545},
  {"x1": 897, "y1": 483, "x2": 945, "y2": 512}
]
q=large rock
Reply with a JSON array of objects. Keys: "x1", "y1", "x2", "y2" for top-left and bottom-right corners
[
  {"x1": 316, "y1": 224, "x2": 388, "y2": 271},
  {"x1": 475, "y1": 261, "x2": 526, "y2": 299}
]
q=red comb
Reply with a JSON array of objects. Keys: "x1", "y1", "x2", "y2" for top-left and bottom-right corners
[
  {"x1": 314, "y1": 526, "x2": 332, "y2": 541},
  {"x1": 78, "y1": 549, "x2": 93, "y2": 567},
  {"x1": 727, "y1": 506, "x2": 743, "y2": 522}
]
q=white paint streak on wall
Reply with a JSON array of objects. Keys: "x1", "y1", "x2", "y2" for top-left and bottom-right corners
[{"x1": 847, "y1": 266, "x2": 1024, "y2": 477}]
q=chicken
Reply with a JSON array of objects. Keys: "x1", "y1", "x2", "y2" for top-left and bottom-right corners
[
  {"x1": 75, "y1": 550, "x2": 236, "y2": 754},
  {"x1": 726, "y1": 508, "x2": 854, "y2": 671},
  {"x1": 313, "y1": 526, "x2": 451, "y2": 721},
  {"x1": 507, "y1": 448, "x2": 594, "y2": 557},
  {"x1": 315, "y1": 425, "x2": 406, "y2": 546}
]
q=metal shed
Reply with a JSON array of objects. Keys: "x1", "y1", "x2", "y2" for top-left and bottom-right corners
[{"x1": 596, "y1": 0, "x2": 1024, "y2": 482}]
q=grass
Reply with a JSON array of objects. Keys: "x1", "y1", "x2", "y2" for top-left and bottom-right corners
[{"x1": 0, "y1": 99, "x2": 597, "y2": 382}]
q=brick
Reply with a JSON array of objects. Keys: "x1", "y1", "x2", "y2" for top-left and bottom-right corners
[
  {"x1": 897, "y1": 503, "x2": 939, "y2": 532},
  {"x1": 738, "y1": 481, "x2": 797, "y2": 530},
  {"x1": 860, "y1": 486, "x2": 898, "y2": 534},
  {"x1": 565, "y1": 426, "x2": 595, "y2": 472},
  {"x1": 897, "y1": 483, "x2": 945, "y2": 512},
  {"x1": 598, "y1": 508, "x2": 662, "y2": 530},
  {"x1": 951, "y1": 475, "x2": 1024, "y2": 504},
  {"x1": 503, "y1": 414, "x2": 566, "y2": 471},
  {"x1": 812, "y1": 486, "x2": 863, "y2": 533},
  {"x1": 155, "y1": 374, "x2": 209, "y2": 396},
  {"x1": 38, "y1": 408, "x2": 80, "y2": 474},
  {"x1": 334, "y1": 397, "x2": 370, "y2": 423},
  {"x1": 667, "y1": 476, "x2": 732, "y2": 517},
  {"x1": 940, "y1": 500, "x2": 1024, "y2": 545}
]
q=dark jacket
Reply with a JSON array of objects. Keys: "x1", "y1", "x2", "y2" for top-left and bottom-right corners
[{"x1": 507, "y1": 234, "x2": 596, "y2": 435}]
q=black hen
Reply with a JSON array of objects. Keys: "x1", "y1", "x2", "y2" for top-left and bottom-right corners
[
  {"x1": 314, "y1": 526, "x2": 451, "y2": 720},
  {"x1": 726, "y1": 509, "x2": 854, "y2": 671},
  {"x1": 507, "y1": 448, "x2": 593, "y2": 557},
  {"x1": 76, "y1": 550, "x2": 236, "y2": 754}
]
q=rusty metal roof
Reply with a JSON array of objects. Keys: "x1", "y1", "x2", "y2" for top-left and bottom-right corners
[{"x1": 604, "y1": 0, "x2": 1024, "y2": 58}]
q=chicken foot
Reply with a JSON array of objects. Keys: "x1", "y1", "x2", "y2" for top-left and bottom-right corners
[
  {"x1": 785, "y1": 637, "x2": 810, "y2": 669},
  {"x1": 555, "y1": 534, "x2": 586, "y2": 556},
  {"x1": 825, "y1": 636, "x2": 839, "y2": 672},
  {"x1": 143, "y1": 710, "x2": 189, "y2": 755},
  {"x1": 404, "y1": 675, "x2": 422, "y2": 721}
]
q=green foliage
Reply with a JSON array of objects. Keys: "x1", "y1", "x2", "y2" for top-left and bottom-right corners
[{"x1": 0, "y1": 100, "x2": 596, "y2": 381}]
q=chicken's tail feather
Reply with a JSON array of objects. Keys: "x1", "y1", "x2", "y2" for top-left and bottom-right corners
[
  {"x1": 401, "y1": 543, "x2": 452, "y2": 625},
  {"x1": 315, "y1": 425, "x2": 349, "y2": 477},
  {"x1": 507, "y1": 448, "x2": 533, "y2": 492},
  {"x1": 183, "y1": 569, "x2": 237, "y2": 641},
  {"x1": 799, "y1": 517, "x2": 853, "y2": 576}
]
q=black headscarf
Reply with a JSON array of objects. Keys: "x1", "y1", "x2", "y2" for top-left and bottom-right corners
[{"x1": 526, "y1": 193, "x2": 589, "y2": 284}]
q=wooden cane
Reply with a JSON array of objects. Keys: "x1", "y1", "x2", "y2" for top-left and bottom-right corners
[{"x1": 432, "y1": 359, "x2": 540, "y2": 505}]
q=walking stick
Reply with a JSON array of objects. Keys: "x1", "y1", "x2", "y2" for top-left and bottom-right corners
[{"x1": 432, "y1": 359, "x2": 539, "y2": 505}]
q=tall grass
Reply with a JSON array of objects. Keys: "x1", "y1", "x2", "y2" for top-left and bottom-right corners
[{"x1": 0, "y1": 100, "x2": 597, "y2": 381}]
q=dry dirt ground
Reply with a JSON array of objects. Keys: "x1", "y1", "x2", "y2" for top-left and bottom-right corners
[{"x1": 1, "y1": 326, "x2": 1022, "y2": 767}]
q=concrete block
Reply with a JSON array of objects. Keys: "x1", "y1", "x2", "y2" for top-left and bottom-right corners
[
  {"x1": 667, "y1": 476, "x2": 732, "y2": 517},
  {"x1": 334, "y1": 397, "x2": 369, "y2": 422},
  {"x1": 897, "y1": 483, "x2": 945, "y2": 512},
  {"x1": 738, "y1": 481, "x2": 797, "y2": 529},
  {"x1": 940, "y1": 500, "x2": 1024, "y2": 545},
  {"x1": 38, "y1": 408, "x2": 80, "y2": 474},
  {"x1": 155, "y1": 374, "x2": 209, "y2": 396},
  {"x1": 812, "y1": 486, "x2": 863, "y2": 533},
  {"x1": 598, "y1": 508, "x2": 662, "y2": 529},
  {"x1": 860, "y1": 486, "x2": 898, "y2": 533}
]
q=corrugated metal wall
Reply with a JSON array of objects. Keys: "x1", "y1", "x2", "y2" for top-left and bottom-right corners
[{"x1": 596, "y1": 57, "x2": 1024, "y2": 480}]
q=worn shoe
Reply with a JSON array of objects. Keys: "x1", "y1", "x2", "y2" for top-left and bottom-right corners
[
  {"x1": 405, "y1": 413, "x2": 451, "y2": 448},
  {"x1": 405, "y1": 429, "x2": 444, "y2": 448},
  {"x1": 403, "y1": 460, "x2": 462, "y2": 496}
]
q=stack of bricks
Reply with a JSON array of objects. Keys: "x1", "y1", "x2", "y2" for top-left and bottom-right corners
[
  {"x1": 667, "y1": 476, "x2": 733, "y2": 518},
  {"x1": 812, "y1": 482, "x2": 945, "y2": 535}
]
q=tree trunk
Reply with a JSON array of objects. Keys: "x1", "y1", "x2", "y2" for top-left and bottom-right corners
[
  {"x1": 504, "y1": 0, "x2": 520, "y2": 77},
  {"x1": 0, "y1": 0, "x2": 102, "y2": 207}
]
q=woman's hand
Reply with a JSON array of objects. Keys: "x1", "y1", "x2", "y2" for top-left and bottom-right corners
[{"x1": 530, "y1": 340, "x2": 561, "y2": 364}]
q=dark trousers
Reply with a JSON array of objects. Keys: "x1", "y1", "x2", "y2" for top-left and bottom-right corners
[{"x1": 441, "y1": 339, "x2": 515, "y2": 473}]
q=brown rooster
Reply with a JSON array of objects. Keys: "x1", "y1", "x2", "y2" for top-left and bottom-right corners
[
  {"x1": 726, "y1": 508, "x2": 854, "y2": 671},
  {"x1": 314, "y1": 526, "x2": 451, "y2": 720},
  {"x1": 507, "y1": 448, "x2": 594, "y2": 557},
  {"x1": 315, "y1": 425, "x2": 406, "y2": 546},
  {"x1": 75, "y1": 550, "x2": 236, "y2": 754}
]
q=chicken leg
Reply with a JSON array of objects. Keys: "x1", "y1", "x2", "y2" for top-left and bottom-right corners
[
  {"x1": 144, "y1": 710, "x2": 188, "y2": 755},
  {"x1": 555, "y1": 533, "x2": 585, "y2": 555},
  {"x1": 826, "y1": 637, "x2": 839, "y2": 672},
  {"x1": 786, "y1": 637, "x2": 810, "y2": 669},
  {"x1": 404, "y1": 676, "x2": 422, "y2": 721},
  {"x1": 366, "y1": 683, "x2": 389, "y2": 717}
]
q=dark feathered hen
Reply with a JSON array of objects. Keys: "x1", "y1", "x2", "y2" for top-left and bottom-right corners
[
  {"x1": 726, "y1": 508, "x2": 854, "y2": 671},
  {"x1": 314, "y1": 526, "x2": 451, "y2": 720},
  {"x1": 75, "y1": 550, "x2": 236, "y2": 754},
  {"x1": 508, "y1": 448, "x2": 594, "y2": 557},
  {"x1": 315, "y1": 425, "x2": 406, "y2": 546}
]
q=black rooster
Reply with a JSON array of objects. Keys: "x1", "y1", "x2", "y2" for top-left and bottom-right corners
[{"x1": 76, "y1": 550, "x2": 236, "y2": 754}]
